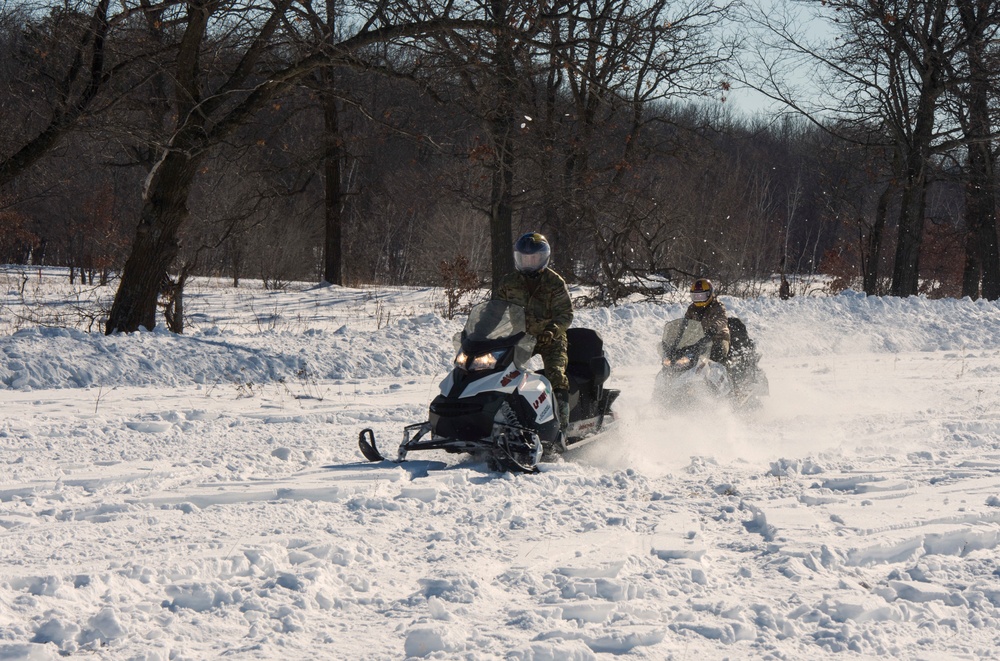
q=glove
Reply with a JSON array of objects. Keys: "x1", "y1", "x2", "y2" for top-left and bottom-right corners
[{"x1": 537, "y1": 329, "x2": 555, "y2": 344}]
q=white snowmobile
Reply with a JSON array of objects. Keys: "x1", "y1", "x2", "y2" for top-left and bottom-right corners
[
  {"x1": 653, "y1": 316, "x2": 768, "y2": 411},
  {"x1": 358, "y1": 299, "x2": 619, "y2": 472}
]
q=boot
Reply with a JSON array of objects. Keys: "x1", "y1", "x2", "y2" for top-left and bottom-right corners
[
  {"x1": 554, "y1": 388, "x2": 570, "y2": 442},
  {"x1": 542, "y1": 389, "x2": 570, "y2": 460}
]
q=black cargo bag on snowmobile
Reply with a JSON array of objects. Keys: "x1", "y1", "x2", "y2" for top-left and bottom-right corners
[
  {"x1": 726, "y1": 317, "x2": 762, "y2": 386},
  {"x1": 566, "y1": 328, "x2": 611, "y2": 420}
]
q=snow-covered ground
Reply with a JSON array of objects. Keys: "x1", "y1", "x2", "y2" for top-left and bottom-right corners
[{"x1": 3, "y1": 268, "x2": 1000, "y2": 660}]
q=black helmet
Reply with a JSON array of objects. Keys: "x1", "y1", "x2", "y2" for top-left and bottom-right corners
[{"x1": 513, "y1": 232, "x2": 551, "y2": 274}]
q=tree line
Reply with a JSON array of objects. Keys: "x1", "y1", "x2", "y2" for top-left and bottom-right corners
[{"x1": 0, "y1": 0, "x2": 998, "y2": 334}]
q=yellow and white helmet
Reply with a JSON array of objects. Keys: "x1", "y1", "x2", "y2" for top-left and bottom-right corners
[{"x1": 690, "y1": 278, "x2": 715, "y2": 307}]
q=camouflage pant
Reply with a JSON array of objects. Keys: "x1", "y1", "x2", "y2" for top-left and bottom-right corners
[{"x1": 535, "y1": 334, "x2": 569, "y2": 392}]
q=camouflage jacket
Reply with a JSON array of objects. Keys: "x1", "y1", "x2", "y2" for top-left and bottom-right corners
[
  {"x1": 495, "y1": 268, "x2": 573, "y2": 338},
  {"x1": 684, "y1": 298, "x2": 730, "y2": 345}
]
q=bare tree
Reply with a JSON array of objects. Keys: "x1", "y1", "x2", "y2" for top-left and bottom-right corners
[
  {"x1": 953, "y1": 0, "x2": 1000, "y2": 299},
  {"x1": 391, "y1": 0, "x2": 547, "y2": 289},
  {"x1": 105, "y1": 0, "x2": 504, "y2": 333},
  {"x1": 880, "y1": 1, "x2": 956, "y2": 296},
  {"x1": 544, "y1": 0, "x2": 735, "y2": 294},
  {"x1": 0, "y1": 0, "x2": 118, "y2": 188},
  {"x1": 738, "y1": 0, "x2": 971, "y2": 296}
]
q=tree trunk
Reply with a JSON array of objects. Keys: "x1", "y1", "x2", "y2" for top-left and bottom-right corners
[
  {"x1": 231, "y1": 243, "x2": 243, "y2": 287},
  {"x1": 971, "y1": 138, "x2": 1000, "y2": 302},
  {"x1": 164, "y1": 267, "x2": 191, "y2": 334},
  {"x1": 963, "y1": 152, "x2": 999, "y2": 300},
  {"x1": 862, "y1": 182, "x2": 892, "y2": 294},
  {"x1": 321, "y1": 0, "x2": 345, "y2": 286},
  {"x1": 890, "y1": 182, "x2": 925, "y2": 297},
  {"x1": 321, "y1": 74, "x2": 345, "y2": 285},
  {"x1": 105, "y1": 150, "x2": 199, "y2": 333},
  {"x1": 539, "y1": 26, "x2": 562, "y2": 249},
  {"x1": 488, "y1": 5, "x2": 517, "y2": 291},
  {"x1": 489, "y1": 123, "x2": 515, "y2": 289},
  {"x1": 887, "y1": 0, "x2": 949, "y2": 297},
  {"x1": 958, "y1": 0, "x2": 1000, "y2": 300},
  {"x1": 890, "y1": 92, "x2": 937, "y2": 297},
  {"x1": 173, "y1": 279, "x2": 184, "y2": 332},
  {"x1": 962, "y1": 230, "x2": 983, "y2": 299}
]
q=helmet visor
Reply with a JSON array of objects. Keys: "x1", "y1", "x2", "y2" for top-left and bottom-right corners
[
  {"x1": 514, "y1": 250, "x2": 549, "y2": 273},
  {"x1": 690, "y1": 290, "x2": 711, "y2": 303}
]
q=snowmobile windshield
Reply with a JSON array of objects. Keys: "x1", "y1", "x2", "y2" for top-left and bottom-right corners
[
  {"x1": 660, "y1": 318, "x2": 706, "y2": 358},
  {"x1": 462, "y1": 300, "x2": 533, "y2": 367},
  {"x1": 464, "y1": 300, "x2": 525, "y2": 341}
]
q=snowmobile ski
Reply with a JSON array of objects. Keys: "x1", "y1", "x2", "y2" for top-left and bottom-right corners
[{"x1": 357, "y1": 428, "x2": 384, "y2": 462}]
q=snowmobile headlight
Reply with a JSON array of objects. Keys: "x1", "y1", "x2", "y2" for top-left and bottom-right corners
[
  {"x1": 455, "y1": 349, "x2": 504, "y2": 371},
  {"x1": 468, "y1": 349, "x2": 506, "y2": 371},
  {"x1": 666, "y1": 355, "x2": 690, "y2": 369}
]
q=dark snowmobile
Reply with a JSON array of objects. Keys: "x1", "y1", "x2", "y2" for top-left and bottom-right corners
[
  {"x1": 653, "y1": 316, "x2": 768, "y2": 411},
  {"x1": 358, "y1": 300, "x2": 619, "y2": 472}
]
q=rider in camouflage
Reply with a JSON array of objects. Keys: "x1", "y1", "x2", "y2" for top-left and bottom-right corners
[
  {"x1": 495, "y1": 232, "x2": 573, "y2": 437},
  {"x1": 685, "y1": 278, "x2": 730, "y2": 363}
]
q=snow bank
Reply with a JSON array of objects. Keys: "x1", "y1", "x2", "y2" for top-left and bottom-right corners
[
  {"x1": 0, "y1": 313, "x2": 452, "y2": 391},
  {"x1": 4, "y1": 290, "x2": 1000, "y2": 391}
]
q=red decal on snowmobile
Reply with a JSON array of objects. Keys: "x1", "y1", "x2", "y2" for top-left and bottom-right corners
[
  {"x1": 533, "y1": 391, "x2": 547, "y2": 410},
  {"x1": 500, "y1": 370, "x2": 521, "y2": 387}
]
